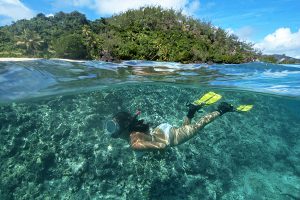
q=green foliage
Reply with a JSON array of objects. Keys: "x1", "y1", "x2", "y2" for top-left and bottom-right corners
[
  {"x1": 83, "y1": 7, "x2": 257, "y2": 63},
  {"x1": 15, "y1": 29, "x2": 44, "y2": 56},
  {"x1": 260, "y1": 55, "x2": 277, "y2": 63},
  {"x1": 0, "y1": 7, "x2": 258, "y2": 63},
  {"x1": 0, "y1": 11, "x2": 89, "y2": 58},
  {"x1": 53, "y1": 33, "x2": 87, "y2": 59}
]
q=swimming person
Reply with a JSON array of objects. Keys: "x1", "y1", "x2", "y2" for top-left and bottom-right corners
[{"x1": 105, "y1": 92, "x2": 253, "y2": 150}]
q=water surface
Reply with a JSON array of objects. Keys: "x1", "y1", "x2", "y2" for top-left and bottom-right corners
[{"x1": 1, "y1": 60, "x2": 300, "y2": 102}]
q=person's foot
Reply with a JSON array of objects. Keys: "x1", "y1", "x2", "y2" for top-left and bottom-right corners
[
  {"x1": 186, "y1": 103, "x2": 203, "y2": 119},
  {"x1": 217, "y1": 102, "x2": 234, "y2": 115}
]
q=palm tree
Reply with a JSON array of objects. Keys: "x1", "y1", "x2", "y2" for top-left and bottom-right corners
[{"x1": 15, "y1": 29, "x2": 44, "y2": 56}]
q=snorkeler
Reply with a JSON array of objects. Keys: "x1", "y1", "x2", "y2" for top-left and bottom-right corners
[{"x1": 105, "y1": 92, "x2": 253, "y2": 150}]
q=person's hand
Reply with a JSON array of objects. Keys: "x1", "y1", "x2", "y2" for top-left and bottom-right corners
[{"x1": 217, "y1": 102, "x2": 234, "y2": 115}]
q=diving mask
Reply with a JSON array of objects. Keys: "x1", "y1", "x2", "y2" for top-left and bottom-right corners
[{"x1": 105, "y1": 119, "x2": 120, "y2": 136}]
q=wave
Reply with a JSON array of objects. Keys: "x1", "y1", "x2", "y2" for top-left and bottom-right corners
[{"x1": 0, "y1": 60, "x2": 300, "y2": 102}]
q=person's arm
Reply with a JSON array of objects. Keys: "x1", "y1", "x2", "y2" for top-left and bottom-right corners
[
  {"x1": 131, "y1": 140, "x2": 167, "y2": 150},
  {"x1": 130, "y1": 132, "x2": 167, "y2": 150}
]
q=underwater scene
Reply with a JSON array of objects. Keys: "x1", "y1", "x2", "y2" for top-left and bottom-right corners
[{"x1": 0, "y1": 60, "x2": 300, "y2": 199}]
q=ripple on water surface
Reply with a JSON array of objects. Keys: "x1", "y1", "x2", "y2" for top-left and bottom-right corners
[{"x1": 0, "y1": 60, "x2": 300, "y2": 103}]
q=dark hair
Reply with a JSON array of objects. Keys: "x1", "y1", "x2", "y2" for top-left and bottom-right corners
[{"x1": 113, "y1": 111, "x2": 149, "y2": 135}]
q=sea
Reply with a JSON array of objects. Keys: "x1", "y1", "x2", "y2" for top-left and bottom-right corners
[{"x1": 0, "y1": 59, "x2": 299, "y2": 199}]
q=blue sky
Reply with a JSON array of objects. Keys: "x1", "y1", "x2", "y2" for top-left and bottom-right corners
[{"x1": 1, "y1": 0, "x2": 300, "y2": 58}]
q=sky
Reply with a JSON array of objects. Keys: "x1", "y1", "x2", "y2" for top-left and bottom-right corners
[{"x1": 0, "y1": 0, "x2": 300, "y2": 58}]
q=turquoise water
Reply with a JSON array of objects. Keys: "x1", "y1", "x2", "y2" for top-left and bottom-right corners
[{"x1": 0, "y1": 60, "x2": 299, "y2": 199}]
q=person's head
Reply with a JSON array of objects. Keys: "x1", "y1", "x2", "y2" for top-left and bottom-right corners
[{"x1": 105, "y1": 111, "x2": 149, "y2": 139}]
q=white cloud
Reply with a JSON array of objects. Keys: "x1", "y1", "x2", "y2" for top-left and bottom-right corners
[
  {"x1": 235, "y1": 26, "x2": 254, "y2": 41},
  {"x1": 225, "y1": 28, "x2": 234, "y2": 35},
  {"x1": 0, "y1": 0, "x2": 34, "y2": 24},
  {"x1": 225, "y1": 26, "x2": 254, "y2": 42},
  {"x1": 182, "y1": 0, "x2": 200, "y2": 15},
  {"x1": 46, "y1": 14, "x2": 54, "y2": 17},
  {"x1": 255, "y1": 28, "x2": 300, "y2": 58},
  {"x1": 56, "y1": 0, "x2": 201, "y2": 16}
]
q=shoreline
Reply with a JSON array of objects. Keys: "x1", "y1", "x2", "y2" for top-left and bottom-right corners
[
  {"x1": 0, "y1": 57, "x2": 86, "y2": 62},
  {"x1": 0, "y1": 57, "x2": 236, "y2": 64},
  {"x1": 0, "y1": 58, "x2": 42, "y2": 62}
]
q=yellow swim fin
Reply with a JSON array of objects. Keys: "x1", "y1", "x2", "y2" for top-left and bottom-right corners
[
  {"x1": 193, "y1": 92, "x2": 222, "y2": 106},
  {"x1": 236, "y1": 105, "x2": 253, "y2": 112}
]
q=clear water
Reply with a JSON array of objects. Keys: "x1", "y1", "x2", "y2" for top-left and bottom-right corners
[{"x1": 0, "y1": 60, "x2": 299, "y2": 199}]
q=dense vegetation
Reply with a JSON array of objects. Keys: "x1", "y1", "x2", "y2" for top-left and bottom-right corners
[
  {"x1": 0, "y1": 11, "x2": 88, "y2": 59},
  {"x1": 0, "y1": 7, "x2": 260, "y2": 63}
]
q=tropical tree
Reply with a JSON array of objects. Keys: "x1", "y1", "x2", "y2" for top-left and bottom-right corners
[{"x1": 15, "y1": 29, "x2": 44, "y2": 56}]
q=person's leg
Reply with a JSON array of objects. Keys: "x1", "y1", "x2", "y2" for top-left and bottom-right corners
[
  {"x1": 171, "y1": 102, "x2": 234, "y2": 146},
  {"x1": 183, "y1": 103, "x2": 203, "y2": 126},
  {"x1": 171, "y1": 111, "x2": 221, "y2": 146}
]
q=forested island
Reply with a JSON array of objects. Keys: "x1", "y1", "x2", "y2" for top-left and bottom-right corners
[{"x1": 0, "y1": 7, "x2": 297, "y2": 64}]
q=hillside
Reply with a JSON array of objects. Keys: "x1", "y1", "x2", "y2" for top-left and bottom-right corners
[
  {"x1": 0, "y1": 7, "x2": 258, "y2": 63},
  {"x1": 272, "y1": 54, "x2": 300, "y2": 64},
  {"x1": 259, "y1": 54, "x2": 300, "y2": 64}
]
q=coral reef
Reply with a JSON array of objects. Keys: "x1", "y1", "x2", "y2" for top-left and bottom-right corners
[{"x1": 0, "y1": 84, "x2": 299, "y2": 199}]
